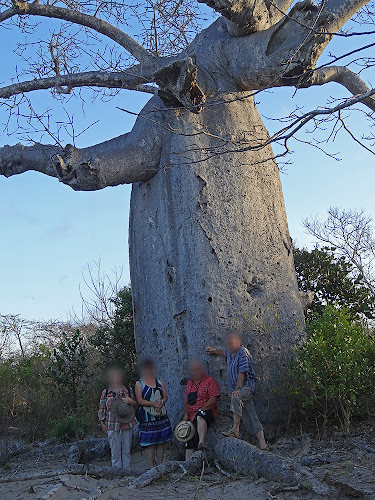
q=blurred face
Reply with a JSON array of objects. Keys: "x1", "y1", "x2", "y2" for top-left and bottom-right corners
[
  {"x1": 108, "y1": 368, "x2": 124, "y2": 387},
  {"x1": 189, "y1": 361, "x2": 205, "y2": 381},
  {"x1": 225, "y1": 332, "x2": 241, "y2": 353},
  {"x1": 141, "y1": 362, "x2": 155, "y2": 379}
]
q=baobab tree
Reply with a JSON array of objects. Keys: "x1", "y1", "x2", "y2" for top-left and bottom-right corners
[{"x1": 0, "y1": 0, "x2": 374, "y2": 428}]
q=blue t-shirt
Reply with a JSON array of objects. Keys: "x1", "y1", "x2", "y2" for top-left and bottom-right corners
[{"x1": 225, "y1": 346, "x2": 258, "y2": 393}]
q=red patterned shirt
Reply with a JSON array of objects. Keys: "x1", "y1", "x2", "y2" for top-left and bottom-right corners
[
  {"x1": 98, "y1": 385, "x2": 137, "y2": 432},
  {"x1": 185, "y1": 375, "x2": 220, "y2": 421}
]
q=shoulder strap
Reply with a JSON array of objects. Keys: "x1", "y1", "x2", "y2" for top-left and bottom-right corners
[{"x1": 156, "y1": 377, "x2": 163, "y2": 396}]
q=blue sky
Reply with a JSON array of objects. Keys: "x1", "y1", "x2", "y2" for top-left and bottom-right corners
[{"x1": 1, "y1": 9, "x2": 374, "y2": 321}]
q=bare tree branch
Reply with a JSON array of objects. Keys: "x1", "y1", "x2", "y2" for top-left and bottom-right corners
[
  {"x1": 323, "y1": 0, "x2": 372, "y2": 32},
  {"x1": 197, "y1": 0, "x2": 371, "y2": 36},
  {"x1": 77, "y1": 261, "x2": 124, "y2": 328},
  {"x1": 0, "y1": 1, "x2": 153, "y2": 63},
  {"x1": 0, "y1": 97, "x2": 165, "y2": 188},
  {"x1": 304, "y1": 207, "x2": 375, "y2": 293},
  {"x1": 0, "y1": 70, "x2": 158, "y2": 99},
  {"x1": 307, "y1": 65, "x2": 375, "y2": 112}
]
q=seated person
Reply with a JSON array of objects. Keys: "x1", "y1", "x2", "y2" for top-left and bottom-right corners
[{"x1": 183, "y1": 360, "x2": 220, "y2": 458}]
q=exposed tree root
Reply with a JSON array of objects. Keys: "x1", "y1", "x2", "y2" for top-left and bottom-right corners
[
  {"x1": 325, "y1": 476, "x2": 365, "y2": 498},
  {"x1": 298, "y1": 453, "x2": 345, "y2": 466},
  {"x1": 130, "y1": 451, "x2": 205, "y2": 488},
  {"x1": 0, "y1": 437, "x2": 109, "y2": 466},
  {"x1": 268, "y1": 484, "x2": 301, "y2": 499},
  {"x1": 215, "y1": 438, "x2": 332, "y2": 496},
  {"x1": 67, "y1": 438, "x2": 109, "y2": 463},
  {"x1": 214, "y1": 458, "x2": 232, "y2": 477},
  {"x1": 0, "y1": 441, "x2": 71, "y2": 465},
  {"x1": 81, "y1": 478, "x2": 129, "y2": 500},
  {"x1": 0, "y1": 437, "x2": 350, "y2": 497},
  {"x1": 0, "y1": 464, "x2": 143, "y2": 483},
  {"x1": 42, "y1": 482, "x2": 64, "y2": 499},
  {"x1": 0, "y1": 443, "x2": 34, "y2": 464},
  {"x1": 130, "y1": 438, "x2": 334, "y2": 495}
]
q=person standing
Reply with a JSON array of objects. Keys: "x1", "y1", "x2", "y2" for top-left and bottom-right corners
[
  {"x1": 98, "y1": 366, "x2": 137, "y2": 468},
  {"x1": 135, "y1": 358, "x2": 172, "y2": 469},
  {"x1": 206, "y1": 330, "x2": 267, "y2": 450},
  {"x1": 183, "y1": 360, "x2": 220, "y2": 458}
]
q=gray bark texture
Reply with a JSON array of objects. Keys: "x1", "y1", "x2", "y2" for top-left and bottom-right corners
[
  {"x1": 0, "y1": 0, "x2": 373, "y2": 434},
  {"x1": 215, "y1": 438, "x2": 332, "y2": 495},
  {"x1": 129, "y1": 94, "x2": 304, "y2": 428}
]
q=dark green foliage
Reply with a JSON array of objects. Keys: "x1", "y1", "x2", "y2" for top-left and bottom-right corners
[
  {"x1": 0, "y1": 347, "x2": 63, "y2": 440},
  {"x1": 290, "y1": 306, "x2": 375, "y2": 432},
  {"x1": 294, "y1": 246, "x2": 375, "y2": 320},
  {"x1": 0, "y1": 288, "x2": 136, "y2": 441},
  {"x1": 89, "y1": 286, "x2": 136, "y2": 384},
  {"x1": 48, "y1": 330, "x2": 89, "y2": 412},
  {"x1": 51, "y1": 415, "x2": 88, "y2": 442}
]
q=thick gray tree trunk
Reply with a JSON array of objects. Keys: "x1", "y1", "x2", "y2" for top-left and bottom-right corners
[
  {"x1": 2, "y1": 0, "x2": 372, "y2": 433},
  {"x1": 129, "y1": 94, "x2": 305, "y2": 428}
]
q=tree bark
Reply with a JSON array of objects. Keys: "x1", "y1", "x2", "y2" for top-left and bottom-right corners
[
  {"x1": 129, "y1": 94, "x2": 305, "y2": 430},
  {"x1": 0, "y1": 0, "x2": 371, "y2": 435}
]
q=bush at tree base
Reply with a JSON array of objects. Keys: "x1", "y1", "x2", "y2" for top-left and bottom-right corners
[
  {"x1": 51, "y1": 415, "x2": 88, "y2": 442},
  {"x1": 290, "y1": 306, "x2": 375, "y2": 433}
]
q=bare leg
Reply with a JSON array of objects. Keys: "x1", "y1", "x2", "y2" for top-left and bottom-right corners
[
  {"x1": 196, "y1": 416, "x2": 208, "y2": 445},
  {"x1": 256, "y1": 430, "x2": 267, "y2": 450},
  {"x1": 145, "y1": 444, "x2": 156, "y2": 469},
  {"x1": 185, "y1": 448, "x2": 194, "y2": 460},
  {"x1": 232, "y1": 414, "x2": 241, "y2": 435},
  {"x1": 155, "y1": 443, "x2": 164, "y2": 465}
]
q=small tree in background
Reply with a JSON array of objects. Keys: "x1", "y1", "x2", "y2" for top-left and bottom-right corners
[
  {"x1": 89, "y1": 286, "x2": 136, "y2": 384},
  {"x1": 294, "y1": 246, "x2": 375, "y2": 321},
  {"x1": 291, "y1": 306, "x2": 375, "y2": 433},
  {"x1": 49, "y1": 330, "x2": 89, "y2": 412},
  {"x1": 304, "y1": 208, "x2": 375, "y2": 294}
]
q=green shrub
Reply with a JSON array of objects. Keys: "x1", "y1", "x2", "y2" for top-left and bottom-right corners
[
  {"x1": 290, "y1": 306, "x2": 375, "y2": 432},
  {"x1": 51, "y1": 415, "x2": 88, "y2": 442}
]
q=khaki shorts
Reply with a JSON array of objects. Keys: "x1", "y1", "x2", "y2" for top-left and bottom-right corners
[{"x1": 230, "y1": 386, "x2": 263, "y2": 435}]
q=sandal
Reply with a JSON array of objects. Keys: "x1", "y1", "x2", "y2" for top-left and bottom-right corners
[{"x1": 222, "y1": 429, "x2": 239, "y2": 438}]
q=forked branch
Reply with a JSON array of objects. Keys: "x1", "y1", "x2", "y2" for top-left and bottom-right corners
[
  {"x1": 197, "y1": 0, "x2": 294, "y2": 35},
  {"x1": 197, "y1": 0, "x2": 371, "y2": 36}
]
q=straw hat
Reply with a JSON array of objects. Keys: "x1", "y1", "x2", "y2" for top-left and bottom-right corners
[
  {"x1": 111, "y1": 399, "x2": 135, "y2": 424},
  {"x1": 174, "y1": 420, "x2": 195, "y2": 442}
]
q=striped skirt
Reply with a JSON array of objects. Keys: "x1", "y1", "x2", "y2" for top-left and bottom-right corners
[{"x1": 139, "y1": 415, "x2": 172, "y2": 447}]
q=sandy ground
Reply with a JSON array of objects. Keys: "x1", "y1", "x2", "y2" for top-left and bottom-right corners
[{"x1": 1, "y1": 431, "x2": 375, "y2": 499}]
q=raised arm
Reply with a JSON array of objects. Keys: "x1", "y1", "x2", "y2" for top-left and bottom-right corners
[
  {"x1": 0, "y1": 96, "x2": 165, "y2": 190},
  {"x1": 206, "y1": 346, "x2": 225, "y2": 356}
]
